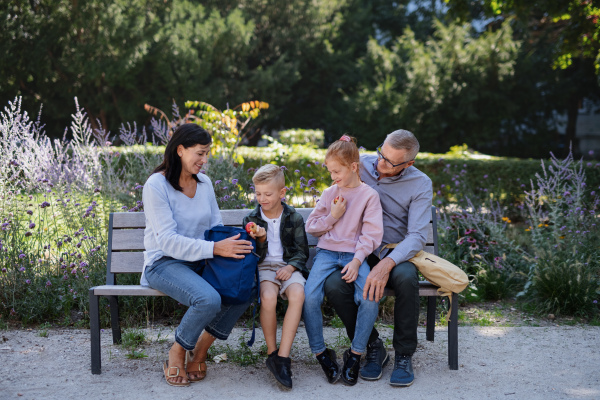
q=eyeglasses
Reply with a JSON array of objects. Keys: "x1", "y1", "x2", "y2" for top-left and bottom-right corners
[{"x1": 376, "y1": 144, "x2": 412, "y2": 168}]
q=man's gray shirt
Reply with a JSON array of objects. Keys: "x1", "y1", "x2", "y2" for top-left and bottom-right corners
[{"x1": 360, "y1": 154, "x2": 433, "y2": 266}]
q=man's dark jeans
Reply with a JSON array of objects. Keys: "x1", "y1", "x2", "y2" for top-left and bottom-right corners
[{"x1": 323, "y1": 257, "x2": 420, "y2": 355}]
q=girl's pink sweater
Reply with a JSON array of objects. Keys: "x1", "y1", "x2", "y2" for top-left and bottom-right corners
[{"x1": 305, "y1": 183, "x2": 383, "y2": 263}]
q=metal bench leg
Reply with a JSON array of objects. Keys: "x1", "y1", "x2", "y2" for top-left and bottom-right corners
[
  {"x1": 89, "y1": 288, "x2": 101, "y2": 374},
  {"x1": 426, "y1": 296, "x2": 436, "y2": 341},
  {"x1": 108, "y1": 296, "x2": 121, "y2": 344},
  {"x1": 448, "y1": 292, "x2": 459, "y2": 370}
]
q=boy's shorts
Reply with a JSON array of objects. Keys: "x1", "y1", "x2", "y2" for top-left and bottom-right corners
[{"x1": 258, "y1": 261, "x2": 306, "y2": 300}]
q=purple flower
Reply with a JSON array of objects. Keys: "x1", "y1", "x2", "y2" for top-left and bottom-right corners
[
  {"x1": 280, "y1": 166, "x2": 288, "y2": 171},
  {"x1": 294, "y1": 170, "x2": 300, "y2": 173},
  {"x1": 134, "y1": 185, "x2": 143, "y2": 190},
  {"x1": 215, "y1": 180, "x2": 222, "y2": 185},
  {"x1": 563, "y1": 191, "x2": 571, "y2": 196},
  {"x1": 593, "y1": 300, "x2": 598, "y2": 304},
  {"x1": 483, "y1": 175, "x2": 488, "y2": 179},
  {"x1": 1, "y1": 268, "x2": 6, "y2": 273},
  {"x1": 80, "y1": 261, "x2": 88, "y2": 268},
  {"x1": 25, "y1": 231, "x2": 32, "y2": 237},
  {"x1": 121, "y1": 206, "x2": 128, "y2": 210},
  {"x1": 84, "y1": 276, "x2": 89, "y2": 279},
  {"x1": 46, "y1": 281, "x2": 52, "y2": 287},
  {"x1": 25, "y1": 279, "x2": 31, "y2": 284},
  {"x1": 26, "y1": 210, "x2": 33, "y2": 215},
  {"x1": 231, "y1": 179, "x2": 238, "y2": 185},
  {"x1": 29, "y1": 222, "x2": 35, "y2": 229},
  {"x1": 40, "y1": 201, "x2": 50, "y2": 208},
  {"x1": 19, "y1": 253, "x2": 26, "y2": 259}
]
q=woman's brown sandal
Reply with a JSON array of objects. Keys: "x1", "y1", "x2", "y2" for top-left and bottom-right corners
[
  {"x1": 163, "y1": 360, "x2": 190, "y2": 387},
  {"x1": 186, "y1": 350, "x2": 207, "y2": 382}
]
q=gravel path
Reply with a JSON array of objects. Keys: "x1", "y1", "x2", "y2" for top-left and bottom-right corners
[{"x1": 1, "y1": 325, "x2": 599, "y2": 399}]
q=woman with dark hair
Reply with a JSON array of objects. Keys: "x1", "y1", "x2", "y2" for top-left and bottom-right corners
[{"x1": 141, "y1": 123, "x2": 254, "y2": 387}]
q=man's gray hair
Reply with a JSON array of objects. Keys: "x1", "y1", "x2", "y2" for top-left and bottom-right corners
[{"x1": 384, "y1": 129, "x2": 420, "y2": 161}]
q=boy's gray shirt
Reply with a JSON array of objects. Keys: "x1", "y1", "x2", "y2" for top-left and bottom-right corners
[{"x1": 360, "y1": 154, "x2": 433, "y2": 265}]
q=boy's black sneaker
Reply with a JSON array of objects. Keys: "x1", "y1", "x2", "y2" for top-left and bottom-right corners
[
  {"x1": 316, "y1": 348, "x2": 340, "y2": 384},
  {"x1": 341, "y1": 349, "x2": 361, "y2": 386},
  {"x1": 266, "y1": 350, "x2": 293, "y2": 390}
]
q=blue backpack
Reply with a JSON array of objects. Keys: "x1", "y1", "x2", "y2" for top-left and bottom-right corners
[{"x1": 203, "y1": 225, "x2": 260, "y2": 345}]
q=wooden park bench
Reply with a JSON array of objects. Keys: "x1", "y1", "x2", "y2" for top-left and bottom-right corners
[{"x1": 89, "y1": 206, "x2": 458, "y2": 374}]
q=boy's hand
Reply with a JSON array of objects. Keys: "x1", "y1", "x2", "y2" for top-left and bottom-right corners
[
  {"x1": 331, "y1": 195, "x2": 347, "y2": 219},
  {"x1": 275, "y1": 265, "x2": 296, "y2": 281},
  {"x1": 341, "y1": 258, "x2": 360, "y2": 283},
  {"x1": 248, "y1": 225, "x2": 267, "y2": 242}
]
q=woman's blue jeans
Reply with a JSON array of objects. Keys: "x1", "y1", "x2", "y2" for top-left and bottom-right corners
[
  {"x1": 145, "y1": 256, "x2": 253, "y2": 351},
  {"x1": 303, "y1": 249, "x2": 380, "y2": 354}
]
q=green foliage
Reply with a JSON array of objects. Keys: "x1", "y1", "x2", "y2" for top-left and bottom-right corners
[
  {"x1": 208, "y1": 331, "x2": 267, "y2": 366},
  {"x1": 3, "y1": 1, "x2": 598, "y2": 158},
  {"x1": 348, "y1": 19, "x2": 523, "y2": 153},
  {"x1": 519, "y1": 152, "x2": 600, "y2": 316},
  {"x1": 277, "y1": 129, "x2": 325, "y2": 148},
  {"x1": 121, "y1": 327, "x2": 147, "y2": 350}
]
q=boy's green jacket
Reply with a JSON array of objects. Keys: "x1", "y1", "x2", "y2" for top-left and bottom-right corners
[{"x1": 243, "y1": 202, "x2": 310, "y2": 278}]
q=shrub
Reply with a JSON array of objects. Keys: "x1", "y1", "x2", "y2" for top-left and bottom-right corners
[
  {"x1": 519, "y1": 151, "x2": 600, "y2": 316},
  {"x1": 277, "y1": 129, "x2": 324, "y2": 147}
]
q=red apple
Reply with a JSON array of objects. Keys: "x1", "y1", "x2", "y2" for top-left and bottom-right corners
[
  {"x1": 245, "y1": 222, "x2": 258, "y2": 234},
  {"x1": 334, "y1": 196, "x2": 340, "y2": 204}
]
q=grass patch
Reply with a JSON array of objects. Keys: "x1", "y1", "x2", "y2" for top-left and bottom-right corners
[
  {"x1": 37, "y1": 322, "x2": 51, "y2": 337},
  {"x1": 207, "y1": 333, "x2": 268, "y2": 367}
]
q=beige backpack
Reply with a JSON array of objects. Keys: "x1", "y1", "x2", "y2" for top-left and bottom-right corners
[
  {"x1": 408, "y1": 250, "x2": 469, "y2": 296},
  {"x1": 380, "y1": 246, "x2": 469, "y2": 321}
]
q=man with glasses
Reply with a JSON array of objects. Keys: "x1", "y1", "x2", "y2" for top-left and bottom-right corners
[{"x1": 323, "y1": 129, "x2": 433, "y2": 387}]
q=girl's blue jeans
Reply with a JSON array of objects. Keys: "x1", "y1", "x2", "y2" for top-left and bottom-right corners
[
  {"x1": 303, "y1": 248, "x2": 380, "y2": 354},
  {"x1": 145, "y1": 256, "x2": 253, "y2": 351}
]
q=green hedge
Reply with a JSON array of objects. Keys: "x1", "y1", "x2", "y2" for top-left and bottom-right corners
[{"x1": 111, "y1": 144, "x2": 600, "y2": 209}]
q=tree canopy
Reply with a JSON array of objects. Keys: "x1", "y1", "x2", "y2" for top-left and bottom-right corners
[{"x1": 2, "y1": 0, "x2": 599, "y2": 157}]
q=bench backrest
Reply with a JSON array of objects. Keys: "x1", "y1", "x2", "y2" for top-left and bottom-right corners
[{"x1": 106, "y1": 206, "x2": 438, "y2": 284}]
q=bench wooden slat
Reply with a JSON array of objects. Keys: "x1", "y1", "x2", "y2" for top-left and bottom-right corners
[
  {"x1": 111, "y1": 252, "x2": 145, "y2": 273},
  {"x1": 112, "y1": 213, "x2": 146, "y2": 229},
  {"x1": 93, "y1": 285, "x2": 166, "y2": 296},
  {"x1": 111, "y1": 229, "x2": 145, "y2": 251}
]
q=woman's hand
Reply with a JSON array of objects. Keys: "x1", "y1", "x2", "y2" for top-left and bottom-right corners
[
  {"x1": 341, "y1": 258, "x2": 360, "y2": 283},
  {"x1": 213, "y1": 233, "x2": 254, "y2": 259},
  {"x1": 331, "y1": 195, "x2": 347, "y2": 219}
]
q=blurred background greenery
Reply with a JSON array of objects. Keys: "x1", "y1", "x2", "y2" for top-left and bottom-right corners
[{"x1": 2, "y1": 0, "x2": 599, "y2": 158}]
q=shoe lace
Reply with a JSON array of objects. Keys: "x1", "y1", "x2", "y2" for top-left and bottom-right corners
[
  {"x1": 365, "y1": 342, "x2": 380, "y2": 364},
  {"x1": 395, "y1": 355, "x2": 410, "y2": 370}
]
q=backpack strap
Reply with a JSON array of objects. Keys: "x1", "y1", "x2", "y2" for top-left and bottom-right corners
[{"x1": 245, "y1": 266, "x2": 260, "y2": 347}]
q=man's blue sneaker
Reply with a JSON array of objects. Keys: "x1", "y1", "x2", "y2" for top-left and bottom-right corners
[
  {"x1": 389, "y1": 353, "x2": 414, "y2": 387},
  {"x1": 359, "y1": 338, "x2": 390, "y2": 380}
]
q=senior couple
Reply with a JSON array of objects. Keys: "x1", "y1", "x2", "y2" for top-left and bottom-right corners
[{"x1": 142, "y1": 124, "x2": 433, "y2": 387}]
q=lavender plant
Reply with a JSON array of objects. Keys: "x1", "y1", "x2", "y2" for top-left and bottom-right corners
[{"x1": 521, "y1": 151, "x2": 600, "y2": 316}]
